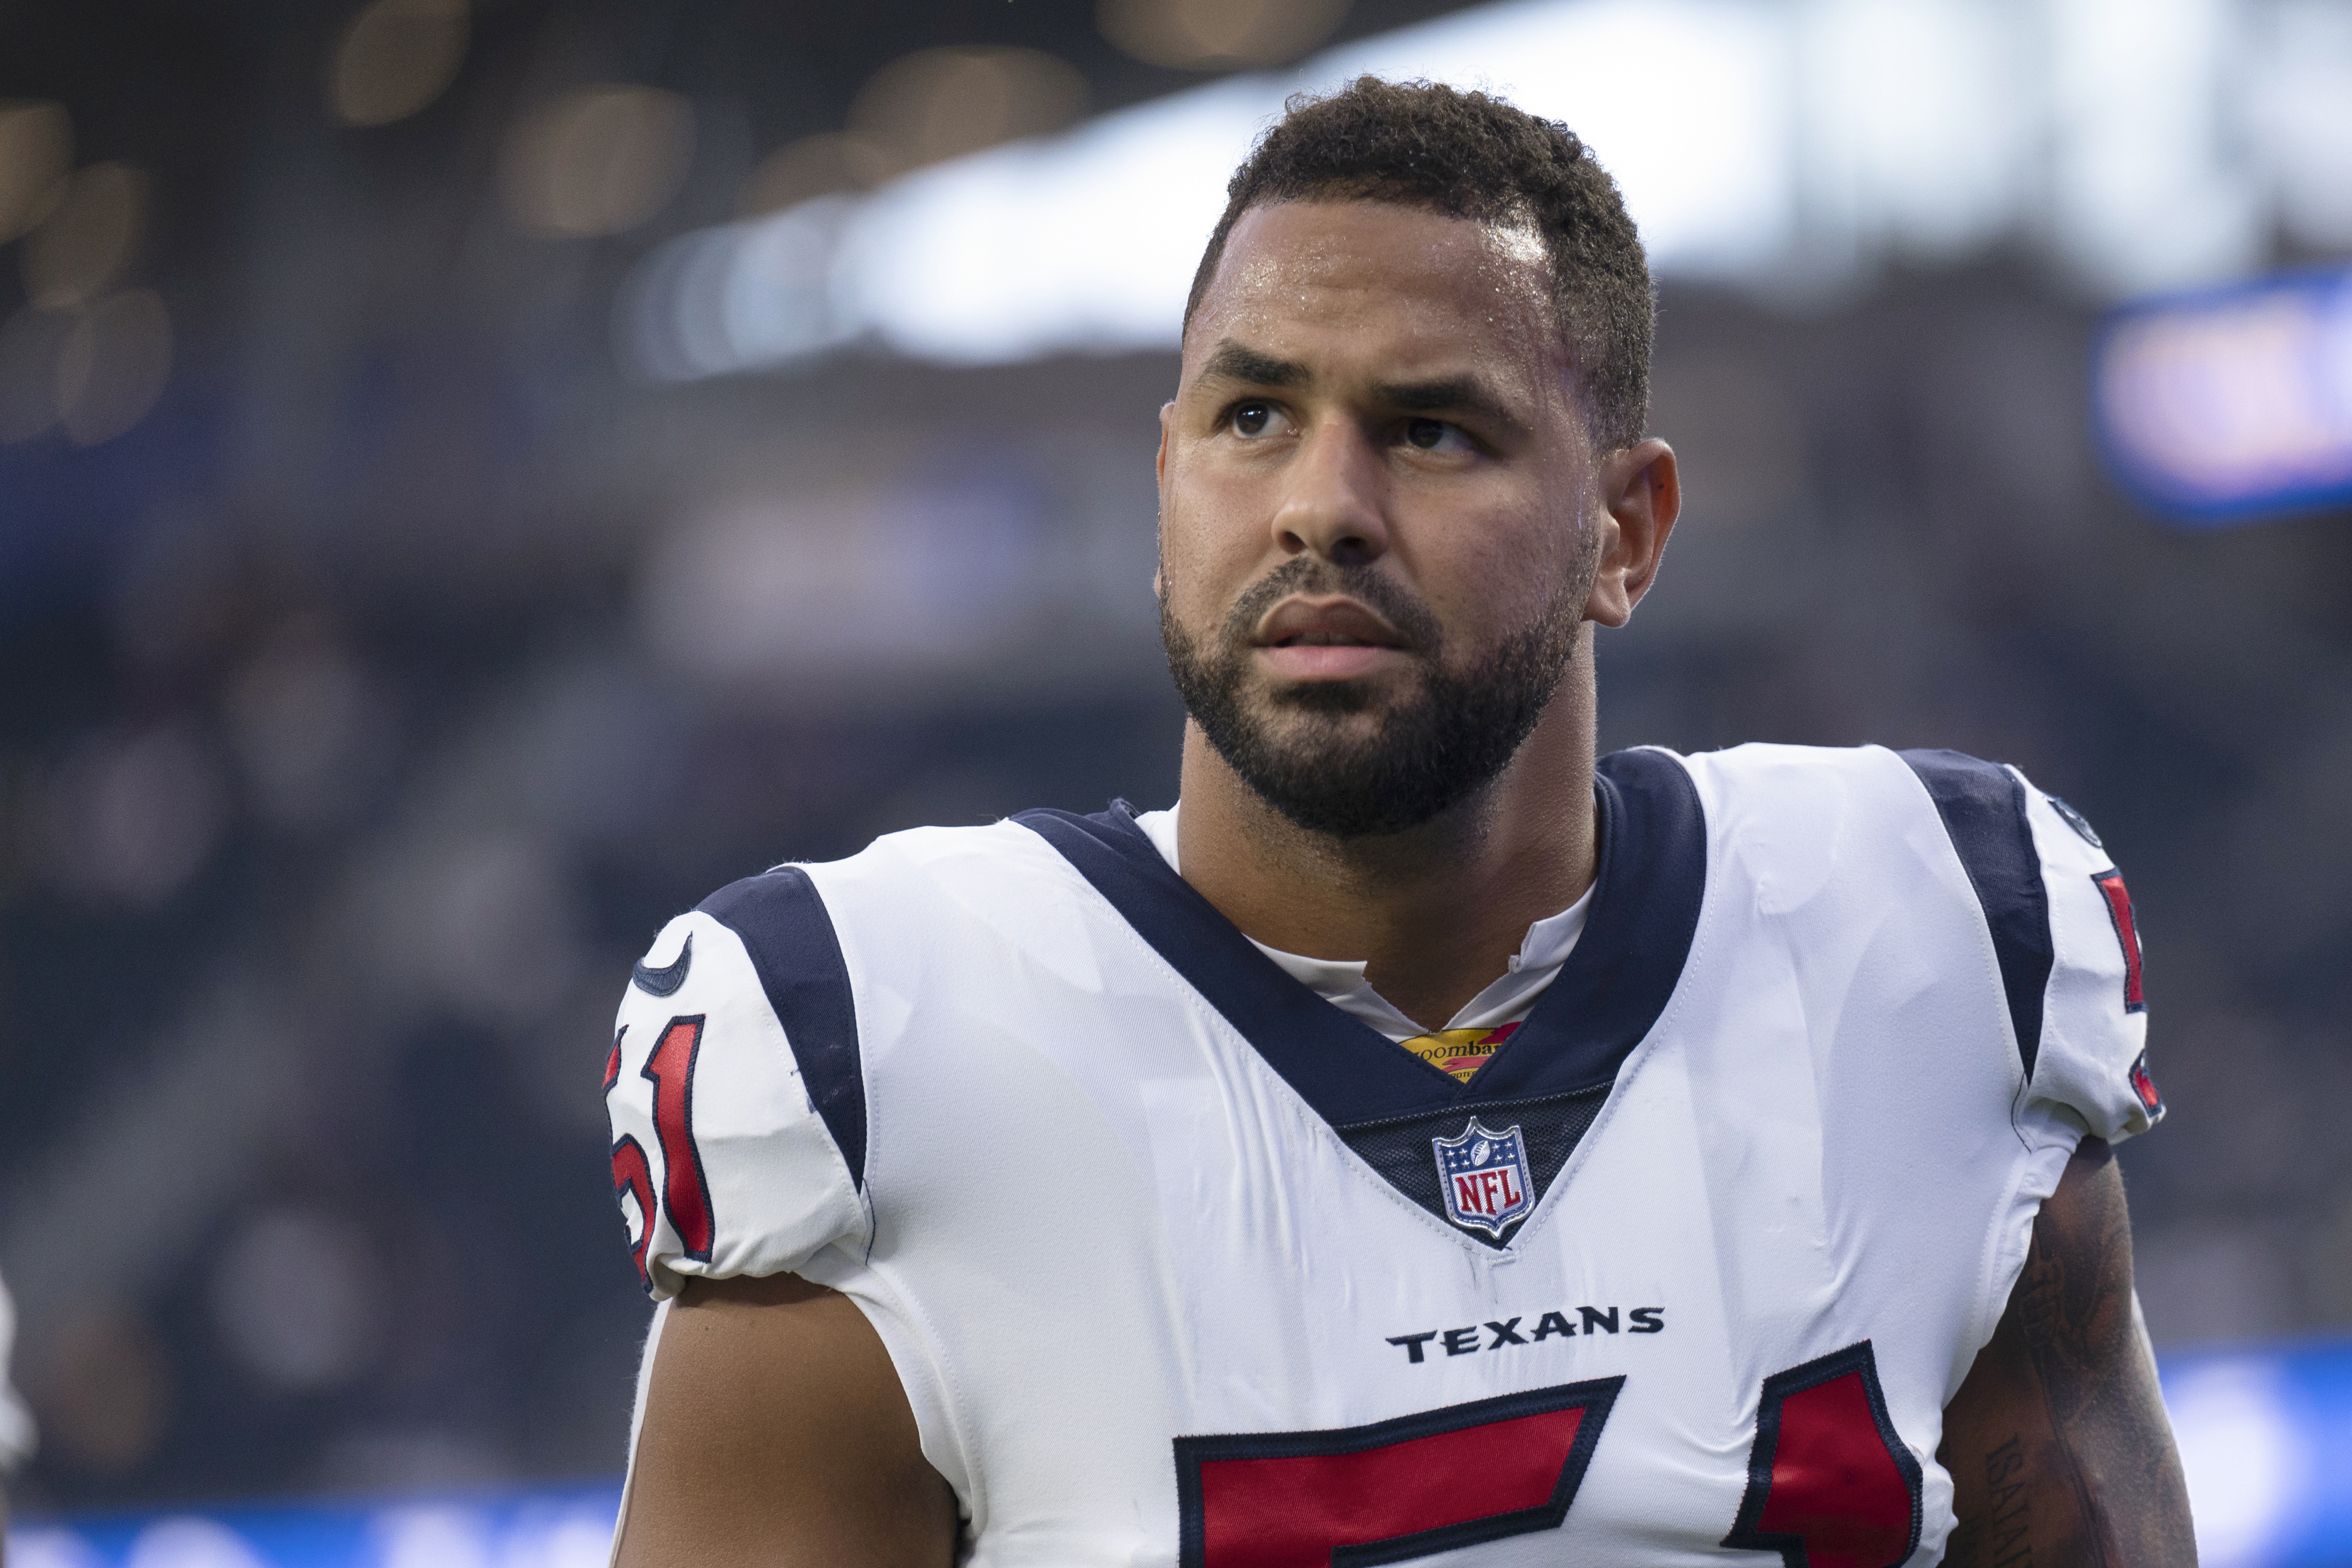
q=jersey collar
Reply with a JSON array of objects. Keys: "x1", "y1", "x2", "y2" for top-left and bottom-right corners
[{"x1": 1014, "y1": 748, "x2": 1707, "y2": 1129}]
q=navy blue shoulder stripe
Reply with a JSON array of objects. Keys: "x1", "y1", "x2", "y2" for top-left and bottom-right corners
[
  {"x1": 698, "y1": 866, "x2": 867, "y2": 1190},
  {"x1": 1503, "y1": 748, "x2": 1710, "y2": 1097},
  {"x1": 1014, "y1": 805, "x2": 1432, "y2": 1125},
  {"x1": 1013, "y1": 747, "x2": 1707, "y2": 1130},
  {"x1": 1898, "y1": 749, "x2": 2053, "y2": 1079}
]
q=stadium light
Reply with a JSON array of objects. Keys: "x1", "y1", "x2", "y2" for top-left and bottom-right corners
[
  {"x1": 623, "y1": 0, "x2": 2352, "y2": 382},
  {"x1": 2093, "y1": 265, "x2": 2352, "y2": 524},
  {"x1": 624, "y1": 0, "x2": 1788, "y2": 379}
]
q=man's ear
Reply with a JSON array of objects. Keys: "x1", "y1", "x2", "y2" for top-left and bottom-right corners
[{"x1": 1584, "y1": 438, "x2": 1680, "y2": 627}]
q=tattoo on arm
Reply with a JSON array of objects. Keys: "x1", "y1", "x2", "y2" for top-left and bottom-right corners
[
  {"x1": 1981, "y1": 1435, "x2": 2032, "y2": 1568},
  {"x1": 1940, "y1": 1141, "x2": 2195, "y2": 1568},
  {"x1": 2011, "y1": 1178, "x2": 2132, "y2": 1553}
]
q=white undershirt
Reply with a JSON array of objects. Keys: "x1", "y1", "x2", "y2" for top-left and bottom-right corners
[{"x1": 1133, "y1": 805, "x2": 1589, "y2": 1044}]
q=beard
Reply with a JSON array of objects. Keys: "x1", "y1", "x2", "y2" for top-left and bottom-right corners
[{"x1": 1161, "y1": 554, "x2": 1588, "y2": 839}]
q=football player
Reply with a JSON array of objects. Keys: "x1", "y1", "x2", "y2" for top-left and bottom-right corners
[{"x1": 605, "y1": 79, "x2": 2191, "y2": 1566}]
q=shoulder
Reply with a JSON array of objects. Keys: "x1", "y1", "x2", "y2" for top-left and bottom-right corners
[
  {"x1": 702, "y1": 818, "x2": 1068, "y2": 923},
  {"x1": 1655, "y1": 741, "x2": 2158, "y2": 1140},
  {"x1": 1658, "y1": 739, "x2": 1935, "y2": 810},
  {"x1": 1658, "y1": 740, "x2": 2059, "y2": 881},
  {"x1": 605, "y1": 818, "x2": 1077, "y2": 1300},
  {"x1": 1637, "y1": 741, "x2": 1959, "y2": 867},
  {"x1": 702, "y1": 817, "x2": 1084, "y2": 949}
]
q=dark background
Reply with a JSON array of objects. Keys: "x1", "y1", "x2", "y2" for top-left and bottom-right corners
[{"x1": 2, "y1": 0, "x2": 2348, "y2": 1519}]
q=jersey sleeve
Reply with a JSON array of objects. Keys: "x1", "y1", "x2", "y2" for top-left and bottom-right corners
[
  {"x1": 2017, "y1": 777, "x2": 2161, "y2": 1144},
  {"x1": 605, "y1": 869, "x2": 869, "y2": 1301}
]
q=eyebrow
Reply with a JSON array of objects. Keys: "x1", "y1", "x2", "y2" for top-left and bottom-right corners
[
  {"x1": 1199, "y1": 341, "x2": 1309, "y2": 388},
  {"x1": 1198, "y1": 340, "x2": 1526, "y2": 429},
  {"x1": 1374, "y1": 375, "x2": 1516, "y2": 425}
]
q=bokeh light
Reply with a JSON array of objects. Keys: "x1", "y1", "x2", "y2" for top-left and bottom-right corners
[
  {"x1": 843, "y1": 47, "x2": 1088, "y2": 184},
  {"x1": 55, "y1": 288, "x2": 171, "y2": 446},
  {"x1": 2095, "y1": 267, "x2": 2352, "y2": 520},
  {"x1": 223, "y1": 621, "x2": 393, "y2": 834},
  {"x1": 207, "y1": 1208, "x2": 386, "y2": 1396},
  {"x1": 0, "y1": 101, "x2": 71, "y2": 243},
  {"x1": 32, "y1": 1308, "x2": 173, "y2": 1477},
  {"x1": 22, "y1": 162, "x2": 145, "y2": 310},
  {"x1": 328, "y1": 0, "x2": 469, "y2": 128},
  {"x1": 1098, "y1": 0, "x2": 1349, "y2": 68},
  {"x1": 736, "y1": 132, "x2": 869, "y2": 218},
  {"x1": 30, "y1": 722, "x2": 226, "y2": 912},
  {"x1": 501, "y1": 85, "x2": 694, "y2": 239},
  {"x1": 0, "y1": 304, "x2": 74, "y2": 441},
  {"x1": 2170, "y1": 1360, "x2": 2306, "y2": 1567},
  {"x1": 120, "y1": 1519, "x2": 267, "y2": 1568}
]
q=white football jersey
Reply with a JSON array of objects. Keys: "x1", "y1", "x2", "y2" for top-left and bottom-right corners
[{"x1": 605, "y1": 744, "x2": 2160, "y2": 1568}]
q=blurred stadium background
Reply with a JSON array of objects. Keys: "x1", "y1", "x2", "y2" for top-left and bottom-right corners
[{"x1": 2, "y1": 0, "x2": 2349, "y2": 1563}]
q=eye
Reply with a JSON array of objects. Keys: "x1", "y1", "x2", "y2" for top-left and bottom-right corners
[
  {"x1": 1227, "y1": 401, "x2": 1291, "y2": 439},
  {"x1": 1403, "y1": 418, "x2": 1473, "y2": 452}
]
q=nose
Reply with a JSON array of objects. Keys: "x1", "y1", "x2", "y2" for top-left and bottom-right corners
[{"x1": 1271, "y1": 419, "x2": 1389, "y2": 566}]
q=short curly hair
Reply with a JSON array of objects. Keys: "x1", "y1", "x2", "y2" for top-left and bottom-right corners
[{"x1": 1183, "y1": 77, "x2": 1653, "y2": 452}]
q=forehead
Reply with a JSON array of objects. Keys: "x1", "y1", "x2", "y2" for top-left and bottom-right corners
[{"x1": 1184, "y1": 200, "x2": 1560, "y2": 379}]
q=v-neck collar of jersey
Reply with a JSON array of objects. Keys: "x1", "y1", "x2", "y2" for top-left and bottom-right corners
[{"x1": 1014, "y1": 747, "x2": 1708, "y2": 1129}]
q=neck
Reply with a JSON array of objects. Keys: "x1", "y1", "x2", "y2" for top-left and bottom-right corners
[{"x1": 1174, "y1": 637, "x2": 1601, "y2": 1032}]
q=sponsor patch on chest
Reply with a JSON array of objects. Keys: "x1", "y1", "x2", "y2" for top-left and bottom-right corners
[{"x1": 1433, "y1": 1117, "x2": 1534, "y2": 1236}]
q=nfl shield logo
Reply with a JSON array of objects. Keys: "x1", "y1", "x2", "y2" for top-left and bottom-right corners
[{"x1": 1432, "y1": 1118, "x2": 1534, "y2": 1237}]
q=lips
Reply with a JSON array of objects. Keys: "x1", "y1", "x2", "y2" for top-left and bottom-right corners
[
  {"x1": 1253, "y1": 597, "x2": 1404, "y2": 651},
  {"x1": 1251, "y1": 596, "x2": 1406, "y2": 681}
]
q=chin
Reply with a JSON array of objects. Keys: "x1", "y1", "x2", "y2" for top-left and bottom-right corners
[{"x1": 1260, "y1": 673, "x2": 1398, "y2": 718}]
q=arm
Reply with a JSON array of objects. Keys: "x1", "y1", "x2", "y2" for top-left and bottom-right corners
[
  {"x1": 614, "y1": 1274, "x2": 959, "y2": 1568},
  {"x1": 1939, "y1": 1138, "x2": 2195, "y2": 1567}
]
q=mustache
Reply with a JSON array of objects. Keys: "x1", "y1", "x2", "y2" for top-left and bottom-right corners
[{"x1": 1220, "y1": 558, "x2": 1443, "y2": 653}]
